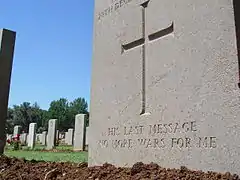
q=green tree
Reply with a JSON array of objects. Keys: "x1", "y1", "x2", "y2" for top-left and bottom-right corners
[
  {"x1": 69, "y1": 97, "x2": 89, "y2": 126},
  {"x1": 11, "y1": 102, "x2": 42, "y2": 133},
  {"x1": 48, "y1": 98, "x2": 70, "y2": 131}
]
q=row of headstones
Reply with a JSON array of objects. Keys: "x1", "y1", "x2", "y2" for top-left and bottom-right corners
[{"x1": 8, "y1": 114, "x2": 88, "y2": 150}]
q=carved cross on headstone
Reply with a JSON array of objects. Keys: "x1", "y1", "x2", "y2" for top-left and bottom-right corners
[{"x1": 121, "y1": 0, "x2": 174, "y2": 115}]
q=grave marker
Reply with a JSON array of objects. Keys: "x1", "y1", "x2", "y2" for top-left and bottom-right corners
[
  {"x1": 89, "y1": 0, "x2": 240, "y2": 174},
  {"x1": 74, "y1": 114, "x2": 87, "y2": 151},
  {"x1": 28, "y1": 123, "x2": 37, "y2": 149},
  {"x1": 67, "y1": 128, "x2": 74, "y2": 146},
  {"x1": 13, "y1": 125, "x2": 21, "y2": 137},
  {"x1": 47, "y1": 119, "x2": 57, "y2": 149},
  {"x1": 0, "y1": 29, "x2": 16, "y2": 154},
  {"x1": 41, "y1": 131, "x2": 47, "y2": 146}
]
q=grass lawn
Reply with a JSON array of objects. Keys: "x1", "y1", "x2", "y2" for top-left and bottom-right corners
[{"x1": 4, "y1": 145, "x2": 88, "y2": 163}]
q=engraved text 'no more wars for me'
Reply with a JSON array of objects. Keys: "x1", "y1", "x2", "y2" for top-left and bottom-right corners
[{"x1": 98, "y1": 121, "x2": 217, "y2": 150}]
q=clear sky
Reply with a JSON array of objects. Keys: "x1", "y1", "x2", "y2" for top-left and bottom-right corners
[{"x1": 1, "y1": 0, "x2": 94, "y2": 110}]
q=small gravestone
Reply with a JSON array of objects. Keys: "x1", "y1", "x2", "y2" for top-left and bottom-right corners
[
  {"x1": 85, "y1": 127, "x2": 89, "y2": 151},
  {"x1": 65, "y1": 132, "x2": 68, "y2": 144},
  {"x1": 0, "y1": 29, "x2": 16, "y2": 154},
  {"x1": 41, "y1": 131, "x2": 47, "y2": 146},
  {"x1": 74, "y1": 114, "x2": 87, "y2": 151},
  {"x1": 89, "y1": 0, "x2": 240, "y2": 174},
  {"x1": 47, "y1": 119, "x2": 57, "y2": 149},
  {"x1": 28, "y1": 123, "x2": 37, "y2": 149},
  {"x1": 20, "y1": 133, "x2": 27, "y2": 145},
  {"x1": 56, "y1": 130, "x2": 59, "y2": 142},
  {"x1": 67, "y1": 128, "x2": 74, "y2": 146},
  {"x1": 13, "y1": 125, "x2": 21, "y2": 137}
]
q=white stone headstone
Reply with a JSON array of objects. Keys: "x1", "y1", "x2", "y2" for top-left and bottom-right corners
[
  {"x1": 28, "y1": 123, "x2": 36, "y2": 149},
  {"x1": 13, "y1": 125, "x2": 21, "y2": 137},
  {"x1": 74, "y1": 114, "x2": 87, "y2": 151},
  {"x1": 67, "y1": 128, "x2": 74, "y2": 146},
  {"x1": 47, "y1": 119, "x2": 57, "y2": 149},
  {"x1": 89, "y1": 0, "x2": 240, "y2": 175},
  {"x1": 41, "y1": 131, "x2": 47, "y2": 146}
]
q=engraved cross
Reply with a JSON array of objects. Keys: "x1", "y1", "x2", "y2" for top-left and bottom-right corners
[{"x1": 121, "y1": 0, "x2": 174, "y2": 115}]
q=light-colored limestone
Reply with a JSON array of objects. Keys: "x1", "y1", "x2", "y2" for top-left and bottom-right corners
[
  {"x1": 89, "y1": 0, "x2": 240, "y2": 174},
  {"x1": 47, "y1": 119, "x2": 57, "y2": 149},
  {"x1": 74, "y1": 114, "x2": 87, "y2": 151}
]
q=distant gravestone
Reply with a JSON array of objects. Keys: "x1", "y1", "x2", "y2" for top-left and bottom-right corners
[
  {"x1": 47, "y1": 119, "x2": 57, "y2": 149},
  {"x1": 20, "y1": 133, "x2": 27, "y2": 145},
  {"x1": 65, "y1": 132, "x2": 68, "y2": 144},
  {"x1": 0, "y1": 29, "x2": 16, "y2": 154},
  {"x1": 74, "y1": 114, "x2": 87, "y2": 151},
  {"x1": 41, "y1": 131, "x2": 47, "y2": 146},
  {"x1": 67, "y1": 128, "x2": 74, "y2": 146},
  {"x1": 28, "y1": 123, "x2": 37, "y2": 149},
  {"x1": 13, "y1": 125, "x2": 21, "y2": 137},
  {"x1": 89, "y1": 0, "x2": 240, "y2": 174},
  {"x1": 56, "y1": 130, "x2": 59, "y2": 142},
  {"x1": 85, "y1": 127, "x2": 89, "y2": 151}
]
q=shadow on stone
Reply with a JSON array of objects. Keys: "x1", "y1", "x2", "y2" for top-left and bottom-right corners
[{"x1": 233, "y1": 0, "x2": 240, "y2": 88}]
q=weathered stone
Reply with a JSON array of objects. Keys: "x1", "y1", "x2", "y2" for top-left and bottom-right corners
[
  {"x1": 28, "y1": 123, "x2": 37, "y2": 149},
  {"x1": 89, "y1": 0, "x2": 240, "y2": 174},
  {"x1": 47, "y1": 119, "x2": 57, "y2": 149},
  {"x1": 74, "y1": 114, "x2": 87, "y2": 151},
  {"x1": 0, "y1": 29, "x2": 16, "y2": 154}
]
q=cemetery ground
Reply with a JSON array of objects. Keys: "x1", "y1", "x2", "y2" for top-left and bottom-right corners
[
  {"x1": 0, "y1": 155, "x2": 239, "y2": 180},
  {"x1": 1, "y1": 144, "x2": 239, "y2": 180}
]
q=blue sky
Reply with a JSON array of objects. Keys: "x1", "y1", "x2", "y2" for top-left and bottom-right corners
[{"x1": 1, "y1": 0, "x2": 94, "y2": 110}]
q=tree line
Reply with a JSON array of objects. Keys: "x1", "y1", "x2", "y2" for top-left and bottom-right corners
[{"x1": 6, "y1": 97, "x2": 89, "y2": 134}]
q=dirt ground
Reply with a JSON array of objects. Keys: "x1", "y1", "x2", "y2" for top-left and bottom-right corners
[{"x1": 0, "y1": 156, "x2": 239, "y2": 180}]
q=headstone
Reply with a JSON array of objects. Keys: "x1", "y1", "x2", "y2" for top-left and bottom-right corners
[
  {"x1": 41, "y1": 131, "x2": 47, "y2": 146},
  {"x1": 0, "y1": 29, "x2": 16, "y2": 154},
  {"x1": 35, "y1": 133, "x2": 42, "y2": 143},
  {"x1": 47, "y1": 119, "x2": 57, "y2": 149},
  {"x1": 13, "y1": 125, "x2": 21, "y2": 137},
  {"x1": 65, "y1": 132, "x2": 69, "y2": 144},
  {"x1": 85, "y1": 127, "x2": 89, "y2": 151},
  {"x1": 89, "y1": 0, "x2": 240, "y2": 174},
  {"x1": 74, "y1": 114, "x2": 87, "y2": 151},
  {"x1": 67, "y1": 128, "x2": 74, "y2": 146},
  {"x1": 56, "y1": 130, "x2": 59, "y2": 142},
  {"x1": 20, "y1": 133, "x2": 27, "y2": 145},
  {"x1": 28, "y1": 123, "x2": 37, "y2": 149}
]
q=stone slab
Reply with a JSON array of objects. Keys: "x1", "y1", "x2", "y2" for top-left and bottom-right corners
[
  {"x1": 28, "y1": 123, "x2": 37, "y2": 149},
  {"x1": 74, "y1": 114, "x2": 87, "y2": 151},
  {"x1": 67, "y1": 128, "x2": 74, "y2": 146},
  {"x1": 47, "y1": 119, "x2": 57, "y2": 149},
  {"x1": 89, "y1": 0, "x2": 240, "y2": 174},
  {"x1": 13, "y1": 125, "x2": 21, "y2": 137},
  {"x1": 0, "y1": 29, "x2": 16, "y2": 153},
  {"x1": 20, "y1": 133, "x2": 27, "y2": 145},
  {"x1": 41, "y1": 131, "x2": 47, "y2": 146}
]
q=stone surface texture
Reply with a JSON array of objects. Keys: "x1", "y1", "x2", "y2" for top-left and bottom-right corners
[
  {"x1": 47, "y1": 119, "x2": 57, "y2": 149},
  {"x1": 89, "y1": 0, "x2": 240, "y2": 174},
  {"x1": 28, "y1": 123, "x2": 36, "y2": 149},
  {"x1": 0, "y1": 29, "x2": 16, "y2": 154},
  {"x1": 74, "y1": 114, "x2": 87, "y2": 151}
]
